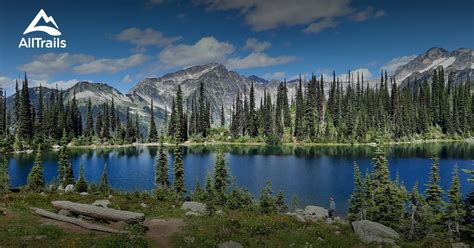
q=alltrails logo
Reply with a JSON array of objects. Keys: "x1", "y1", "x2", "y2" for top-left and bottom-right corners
[{"x1": 18, "y1": 9, "x2": 67, "y2": 48}]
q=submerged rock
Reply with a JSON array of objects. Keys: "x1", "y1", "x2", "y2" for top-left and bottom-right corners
[{"x1": 352, "y1": 220, "x2": 399, "y2": 245}]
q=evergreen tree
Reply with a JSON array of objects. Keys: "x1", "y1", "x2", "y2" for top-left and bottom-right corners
[
  {"x1": 17, "y1": 73, "x2": 33, "y2": 141},
  {"x1": 348, "y1": 162, "x2": 366, "y2": 221},
  {"x1": 220, "y1": 103, "x2": 225, "y2": 127},
  {"x1": 84, "y1": 98, "x2": 94, "y2": 138},
  {"x1": 148, "y1": 99, "x2": 158, "y2": 142},
  {"x1": 27, "y1": 146, "x2": 44, "y2": 192},
  {"x1": 425, "y1": 157, "x2": 444, "y2": 215},
  {"x1": 58, "y1": 145, "x2": 74, "y2": 187},
  {"x1": 173, "y1": 145, "x2": 185, "y2": 194},
  {"x1": 98, "y1": 163, "x2": 110, "y2": 193},
  {"x1": 155, "y1": 141, "x2": 168, "y2": 189},
  {"x1": 213, "y1": 152, "x2": 228, "y2": 204},
  {"x1": 259, "y1": 180, "x2": 276, "y2": 214},
  {"x1": 0, "y1": 156, "x2": 8, "y2": 193},
  {"x1": 275, "y1": 190, "x2": 288, "y2": 213},
  {"x1": 75, "y1": 163, "x2": 88, "y2": 193},
  {"x1": 445, "y1": 165, "x2": 465, "y2": 238}
]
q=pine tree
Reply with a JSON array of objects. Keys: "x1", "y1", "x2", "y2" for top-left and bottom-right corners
[
  {"x1": 213, "y1": 152, "x2": 228, "y2": 204},
  {"x1": 348, "y1": 162, "x2": 365, "y2": 221},
  {"x1": 445, "y1": 165, "x2": 465, "y2": 238},
  {"x1": 0, "y1": 156, "x2": 9, "y2": 193},
  {"x1": 425, "y1": 157, "x2": 444, "y2": 215},
  {"x1": 275, "y1": 190, "x2": 288, "y2": 213},
  {"x1": 259, "y1": 180, "x2": 276, "y2": 214},
  {"x1": 173, "y1": 145, "x2": 185, "y2": 194},
  {"x1": 84, "y1": 98, "x2": 94, "y2": 138},
  {"x1": 148, "y1": 99, "x2": 158, "y2": 142},
  {"x1": 155, "y1": 141, "x2": 168, "y2": 189},
  {"x1": 58, "y1": 145, "x2": 74, "y2": 187},
  {"x1": 27, "y1": 146, "x2": 44, "y2": 192},
  {"x1": 220, "y1": 103, "x2": 225, "y2": 127},
  {"x1": 76, "y1": 163, "x2": 88, "y2": 193},
  {"x1": 17, "y1": 73, "x2": 33, "y2": 141},
  {"x1": 99, "y1": 163, "x2": 110, "y2": 193}
]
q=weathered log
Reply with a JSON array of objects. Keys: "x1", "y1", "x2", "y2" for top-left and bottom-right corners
[
  {"x1": 51, "y1": 201, "x2": 145, "y2": 224},
  {"x1": 31, "y1": 207, "x2": 126, "y2": 233}
]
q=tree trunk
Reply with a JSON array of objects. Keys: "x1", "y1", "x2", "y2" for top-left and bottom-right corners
[
  {"x1": 51, "y1": 201, "x2": 145, "y2": 223},
  {"x1": 31, "y1": 207, "x2": 126, "y2": 233}
]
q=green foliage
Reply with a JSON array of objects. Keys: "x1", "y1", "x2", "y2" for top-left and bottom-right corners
[
  {"x1": 27, "y1": 147, "x2": 44, "y2": 192},
  {"x1": 75, "y1": 163, "x2": 88, "y2": 193},
  {"x1": 275, "y1": 190, "x2": 288, "y2": 213},
  {"x1": 213, "y1": 152, "x2": 228, "y2": 204},
  {"x1": 99, "y1": 163, "x2": 110, "y2": 193},
  {"x1": 226, "y1": 187, "x2": 254, "y2": 210},
  {"x1": 172, "y1": 145, "x2": 185, "y2": 195},
  {"x1": 148, "y1": 99, "x2": 158, "y2": 143},
  {"x1": 58, "y1": 145, "x2": 74, "y2": 187},
  {"x1": 445, "y1": 165, "x2": 465, "y2": 238},
  {"x1": 259, "y1": 181, "x2": 276, "y2": 214},
  {"x1": 425, "y1": 157, "x2": 444, "y2": 215},
  {"x1": 348, "y1": 162, "x2": 365, "y2": 221},
  {"x1": 155, "y1": 142, "x2": 169, "y2": 189},
  {"x1": 0, "y1": 155, "x2": 9, "y2": 193}
]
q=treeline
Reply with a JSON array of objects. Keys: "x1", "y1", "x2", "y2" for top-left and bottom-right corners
[{"x1": 347, "y1": 148, "x2": 473, "y2": 241}]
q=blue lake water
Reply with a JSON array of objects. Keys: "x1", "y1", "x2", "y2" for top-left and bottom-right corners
[{"x1": 6, "y1": 143, "x2": 474, "y2": 213}]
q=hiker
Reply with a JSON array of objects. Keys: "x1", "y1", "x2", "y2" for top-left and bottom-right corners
[{"x1": 329, "y1": 197, "x2": 336, "y2": 219}]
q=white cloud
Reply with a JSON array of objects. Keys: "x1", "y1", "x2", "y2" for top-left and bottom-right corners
[
  {"x1": 73, "y1": 53, "x2": 150, "y2": 74},
  {"x1": 335, "y1": 68, "x2": 373, "y2": 81},
  {"x1": 18, "y1": 53, "x2": 94, "y2": 79},
  {"x1": 303, "y1": 18, "x2": 338, "y2": 34},
  {"x1": 263, "y1": 71, "x2": 286, "y2": 80},
  {"x1": 113, "y1": 28, "x2": 182, "y2": 47},
  {"x1": 199, "y1": 0, "x2": 353, "y2": 31},
  {"x1": 349, "y1": 6, "x2": 385, "y2": 22},
  {"x1": 227, "y1": 53, "x2": 296, "y2": 70},
  {"x1": 381, "y1": 55, "x2": 417, "y2": 75},
  {"x1": 159, "y1": 37, "x2": 235, "y2": 68},
  {"x1": 122, "y1": 74, "x2": 132, "y2": 83},
  {"x1": 244, "y1": 38, "x2": 271, "y2": 52}
]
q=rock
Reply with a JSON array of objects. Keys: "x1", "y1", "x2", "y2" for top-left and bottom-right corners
[
  {"x1": 57, "y1": 185, "x2": 64, "y2": 191},
  {"x1": 108, "y1": 195, "x2": 113, "y2": 199},
  {"x1": 64, "y1": 184, "x2": 74, "y2": 192},
  {"x1": 215, "y1": 210, "x2": 225, "y2": 215},
  {"x1": 304, "y1": 205, "x2": 328, "y2": 219},
  {"x1": 92, "y1": 199, "x2": 111, "y2": 208},
  {"x1": 58, "y1": 209, "x2": 72, "y2": 217},
  {"x1": 140, "y1": 203, "x2": 148, "y2": 208},
  {"x1": 185, "y1": 211, "x2": 202, "y2": 217},
  {"x1": 52, "y1": 145, "x2": 61, "y2": 151},
  {"x1": 0, "y1": 207, "x2": 7, "y2": 216},
  {"x1": 40, "y1": 192, "x2": 46, "y2": 196},
  {"x1": 79, "y1": 192, "x2": 89, "y2": 196},
  {"x1": 452, "y1": 243, "x2": 469, "y2": 248},
  {"x1": 218, "y1": 240, "x2": 243, "y2": 248},
  {"x1": 352, "y1": 220, "x2": 399, "y2": 245},
  {"x1": 181, "y1": 201, "x2": 207, "y2": 215},
  {"x1": 184, "y1": 236, "x2": 195, "y2": 244},
  {"x1": 295, "y1": 208, "x2": 305, "y2": 215},
  {"x1": 334, "y1": 230, "x2": 341, "y2": 235},
  {"x1": 286, "y1": 212, "x2": 305, "y2": 222}
]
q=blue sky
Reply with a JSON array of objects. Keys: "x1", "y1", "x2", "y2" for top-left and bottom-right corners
[{"x1": 0, "y1": 0, "x2": 473, "y2": 95}]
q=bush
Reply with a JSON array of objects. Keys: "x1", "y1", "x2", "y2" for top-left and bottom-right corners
[{"x1": 265, "y1": 134, "x2": 282, "y2": 146}]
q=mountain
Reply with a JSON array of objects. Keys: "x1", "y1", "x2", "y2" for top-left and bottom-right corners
[
  {"x1": 128, "y1": 63, "x2": 296, "y2": 121},
  {"x1": 247, "y1": 75, "x2": 269, "y2": 85},
  {"x1": 393, "y1": 47, "x2": 473, "y2": 84}
]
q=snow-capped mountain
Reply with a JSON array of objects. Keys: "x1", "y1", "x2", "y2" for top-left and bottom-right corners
[{"x1": 393, "y1": 47, "x2": 473, "y2": 84}]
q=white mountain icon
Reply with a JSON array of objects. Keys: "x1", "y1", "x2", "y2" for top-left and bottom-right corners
[{"x1": 23, "y1": 9, "x2": 61, "y2": 36}]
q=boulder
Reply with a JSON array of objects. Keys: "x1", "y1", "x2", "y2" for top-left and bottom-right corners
[
  {"x1": 92, "y1": 200, "x2": 111, "y2": 208},
  {"x1": 218, "y1": 240, "x2": 243, "y2": 248},
  {"x1": 64, "y1": 184, "x2": 74, "y2": 192},
  {"x1": 181, "y1": 201, "x2": 206, "y2": 215},
  {"x1": 304, "y1": 205, "x2": 328, "y2": 219},
  {"x1": 352, "y1": 220, "x2": 399, "y2": 245},
  {"x1": 79, "y1": 192, "x2": 89, "y2": 196}
]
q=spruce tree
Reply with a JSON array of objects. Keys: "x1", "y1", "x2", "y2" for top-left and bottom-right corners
[
  {"x1": 17, "y1": 73, "x2": 33, "y2": 141},
  {"x1": 259, "y1": 180, "x2": 276, "y2": 214},
  {"x1": 155, "y1": 141, "x2": 168, "y2": 189},
  {"x1": 148, "y1": 99, "x2": 158, "y2": 142},
  {"x1": 213, "y1": 152, "x2": 228, "y2": 204},
  {"x1": 76, "y1": 163, "x2": 88, "y2": 193},
  {"x1": 173, "y1": 145, "x2": 185, "y2": 194},
  {"x1": 275, "y1": 190, "x2": 288, "y2": 213},
  {"x1": 58, "y1": 145, "x2": 74, "y2": 187},
  {"x1": 27, "y1": 146, "x2": 44, "y2": 192},
  {"x1": 445, "y1": 165, "x2": 465, "y2": 238},
  {"x1": 98, "y1": 163, "x2": 110, "y2": 193},
  {"x1": 84, "y1": 98, "x2": 94, "y2": 138},
  {"x1": 220, "y1": 103, "x2": 225, "y2": 127},
  {"x1": 348, "y1": 162, "x2": 365, "y2": 221},
  {"x1": 0, "y1": 156, "x2": 8, "y2": 193},
  {"x1": 425, "y1": 157, "x2": 444, "y2": 215}
]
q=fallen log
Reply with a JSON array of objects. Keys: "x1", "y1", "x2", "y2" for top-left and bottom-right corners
[
  {"x1": 51, "y1": 201, "x2": 145, "y2": 224},
  {"x1": 31, "y1": 207, "x2": 126, "y2": 233}
]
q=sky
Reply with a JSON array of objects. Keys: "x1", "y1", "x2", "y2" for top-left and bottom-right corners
[{"x1": 0, "y1": 0, "x2": 473, "y2": 95}]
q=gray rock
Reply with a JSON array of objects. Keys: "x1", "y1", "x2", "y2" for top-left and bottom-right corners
[
  {"x1": 58, "y1": 209, "x2": 72, "y2": 217},
  {"x1": 185, "y1": 211, "x2": 201, "y2": 217},
  {"x1": 57, "y1": 185, "x2": 64, "y2": 191},
  {"x1": 218, "y1": 240, "x2": 243, "y2": 248},
  {"x1": 285, "y1": 212, "x2": 305, "y2": 222},
  {"x1": 452, "y1": 243, "x2": 469, "y2": 248},
  {"x1": 92, "y1": 199, "x2": 111, "y2": 208},
  {"x1": 352, "y1": 220, "x2": 399, "y2": 245},
  {"x1": 140, "y1": 203, "x2": 148, "y2": 208},
  {"x1": 304, "y1": 205, "x2": 328, "y2": 219},
  {"x1": 79, "y1": 192, "x2": 89, "y2": 196},
  {"x1": 108, "y1": 195, "x2": 113, "y2": 199},
  {"x1": 181, "y1": 201, "x2": 207, "y2": 215},
  {"x1": 64, "y1": 184, "x2": 74, "y2": 192}
]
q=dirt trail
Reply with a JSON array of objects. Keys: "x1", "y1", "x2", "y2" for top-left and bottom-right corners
[{"x1": 144, "y1": 218, "x2": 185, "y2": 248}]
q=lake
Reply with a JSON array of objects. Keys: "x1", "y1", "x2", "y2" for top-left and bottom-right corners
[{"x1": 6, "y1": 143, "x2": 474, "y2": 213}]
